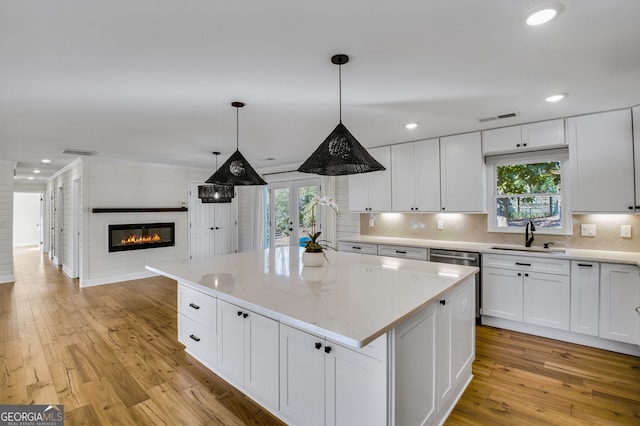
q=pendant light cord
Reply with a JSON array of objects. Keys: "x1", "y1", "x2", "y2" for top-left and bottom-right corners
[
  {"x1": 236, "y1": 106, "x2": 240, "y2": 151},
  {"x1": 338, "y1": 63, "x2": 342, "y2": 123}
]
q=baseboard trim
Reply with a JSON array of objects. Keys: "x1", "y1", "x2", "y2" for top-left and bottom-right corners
[
  {"x1": 0, "y1": 274, "x2": 16, "y2": 284},
  {"x1": 80, "y1": 270, "x2": 158, "y2": 288}
]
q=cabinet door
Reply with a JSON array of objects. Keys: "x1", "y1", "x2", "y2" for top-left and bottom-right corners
[
  {"x1": 599, "y1": 263, "x2": 640, "y2": 344},
  {"x1": 450, "y1": 277, "x2": 475, "y2": 384},
  {"x1": 414, "y1": 138, "x2": 441, "y2": 211},
  {"x1": 523, "y1": 272, "x2": 570, "y2": 330},
  {"x1": 347, "y1": 172, "x2": 370, "y2": 212},
  {"x1": 217, "y1": 300, "x2": 246, "y2": 385},
  {"x1": 326, "y1": 344, "x2": 387, "y2": 426},
  {"x1": 393, "y1": 302, "x2": 437, "y2": 426},
  {"x1": 245, "y1": 309, "x2": 280, "y2": 410},
  {"x1": 570, "y1": 261, "x2": 600, "y2": 336},
  {"x1": 482, "y1": 267, "x2": 523, "y2": 321},
  {"x1": 440, "y1": 132, "x2": 485, "y2": 212},
  {"x1": 634, "y1": 106, "x2": 640, "y2": 211},
  {"x1": 437, "y1": 293, "x2": 452, "y2": 410},
  {"x1": 367, "y1": 146, "x2": 392, "y2": 212},
  {"x1": 521, "y1": 119, "x2": 565, "y2": 150},
  {"x1": 391, "y1": 142, "x2": 416, "y2": 211},
  {"x1": 568, "y1": 109, "x2": 635, "y2": 213},
  {"x1": 481, "y1": 125, "x2": 521, "y2": 155},
  {"x1": 280, "y1": 324, "x2": 325, "y2": 426}
]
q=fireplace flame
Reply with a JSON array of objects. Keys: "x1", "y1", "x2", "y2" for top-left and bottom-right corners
[{"x1": 121, "y1": 233, "x2": 161, "y2": 245}]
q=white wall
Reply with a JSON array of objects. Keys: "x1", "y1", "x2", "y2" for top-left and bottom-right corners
[
  {"x1": 82, "y1": 158, "x2": 211, "y2": 287},
  {"x1": 0, "y1": 161, "x2": 15, "y2": 283},
  {"x1": 13, "y1": 192, "x2": 41, "y2": 246},
  {"x1": 335, "y1": 176, "x2": 359, "y2": 238}
]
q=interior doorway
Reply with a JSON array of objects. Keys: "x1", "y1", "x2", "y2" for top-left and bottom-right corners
[{"x1": 12, "y1": 192, "x2": 43, "y2": 248}]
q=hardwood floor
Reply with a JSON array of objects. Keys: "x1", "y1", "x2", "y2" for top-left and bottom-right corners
[{"x1": 1, "y1": 246, "x2": 639, "y2": 425}]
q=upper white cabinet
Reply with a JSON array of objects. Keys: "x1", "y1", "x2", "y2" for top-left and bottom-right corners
[
  {"x1": 440, "y1": 132, "x2": 486, "y2": 212},
  {"x1": 599, "y1": 263, "x2": 640, "y2": 345},
  {"x1": 348, "y1": 146, "x2": 391, "y2": 212},
  {"x1": 482, "y1": 119, "x2": 565, "y2": 155},
  {"x1": 568, "y1": 109, "x2": 636, "y2": 213},
  {"x1": 391, "y1": 139, "x2": 440, "y2": 212}
]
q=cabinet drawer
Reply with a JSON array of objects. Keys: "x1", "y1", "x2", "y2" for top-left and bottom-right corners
[
  {"x1": 483, "y1": 254, "x2": 570, "y2": 275},
  {"x1": 178, "y1": 283, "x2": 217, "y2": 326},
  {"x1": 338, "y1": 241, "x2": 378, "y2": 255},
  {"x1": 378, "y1": 244, "x2": 428, "y2": 261},
  {"x1": 178, "y1": 313, "x2": 217, "y2": 367}
]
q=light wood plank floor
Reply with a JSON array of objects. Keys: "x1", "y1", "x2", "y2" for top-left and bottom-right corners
[{"x1": 2, "y1": 246, "x2": 639, "y2": 425}]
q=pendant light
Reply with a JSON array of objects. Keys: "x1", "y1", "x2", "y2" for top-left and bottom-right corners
[
  {"x1": 199, "y1": 152, "x2": 234, "y2": 203},
  {"x1": 205, "y1": 102, "x2": 267, "y2": 186},
  {"x1": 298, "y1": 54, "x2": 386, "y2": 176}
]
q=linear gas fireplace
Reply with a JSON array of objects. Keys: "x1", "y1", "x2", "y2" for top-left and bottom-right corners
[{"x1": 108, "y1": 222, "x2": 175, "y2": 252}]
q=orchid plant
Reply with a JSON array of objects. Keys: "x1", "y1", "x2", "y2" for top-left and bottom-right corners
[{"x1": 304, "y1": 196, "x2": 340, "y2": 253}]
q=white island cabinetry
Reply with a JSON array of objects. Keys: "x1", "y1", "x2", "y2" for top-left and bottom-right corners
[{"x1": 177, "y1": 283, "x2": 218, "y2": 369}]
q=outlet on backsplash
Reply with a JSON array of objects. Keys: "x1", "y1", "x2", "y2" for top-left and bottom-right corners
[{"x1": 621, "y1": 225, "x2": 631, "y2": 238}]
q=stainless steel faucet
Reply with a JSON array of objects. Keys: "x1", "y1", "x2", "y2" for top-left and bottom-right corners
[{"x1": 525, "y1": 221, "x2": 535, "y2": 247}]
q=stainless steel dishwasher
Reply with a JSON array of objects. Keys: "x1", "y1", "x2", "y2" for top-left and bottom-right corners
[{"x1": 429, "y1": 249, "x2": 481, "y2": 321}]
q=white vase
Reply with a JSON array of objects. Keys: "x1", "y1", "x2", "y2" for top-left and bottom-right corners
[{"x1": 302, "y1": 251, "x2": 325, "y2": 267}]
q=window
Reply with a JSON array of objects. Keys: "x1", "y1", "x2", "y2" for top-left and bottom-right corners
[{"x1": 487, "y1": 150, "x2": 570, "y2": 234}]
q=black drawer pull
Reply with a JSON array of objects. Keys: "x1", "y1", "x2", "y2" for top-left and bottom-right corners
[
  {"x1": 315, "y1": 342, "x2": 322, "y2": 350},
  {"x1": 395, "y1": 250, "x2": 407, "y2": 254},
  {"x1": 577, "y1": 263, "x2": 593, "y2": 267},
  {"x1": 324, "y1": 346, "x2": 332, "y2": 354},
  {"x1": 189, "y1": 303, "x2": 200, "y2": 310},
  {"x1": 515, "y1": 262, "x2": 531, "y2": 267},
  {"x1": 352, "y1": 246, "x2": 362, "y2": 250},
  {"x1": 237, "y1": 311, "x2": 243, "y2": 316},
  {"x1": 189, "y1": 334, "x2": 201, "y2": 342},
  {"x1": 243, "y1": 313, "x2": 249, "y2": 318}
]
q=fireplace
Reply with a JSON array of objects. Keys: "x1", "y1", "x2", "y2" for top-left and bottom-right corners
[{"x1": 108, "y1": 222, "x2": 175, "y2": 252}]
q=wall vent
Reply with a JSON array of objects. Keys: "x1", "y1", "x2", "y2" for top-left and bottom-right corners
[
  {"x1": 478, "y1": 111, "x2": 520, "y2": 123},
  {"x1": 61, "y1": 148, "x2": 97, "y2": 156}
]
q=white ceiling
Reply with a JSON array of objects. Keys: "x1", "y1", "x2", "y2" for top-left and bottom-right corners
[{"x1": 2, "y1": 0, "x2": 640, "y2": 182}]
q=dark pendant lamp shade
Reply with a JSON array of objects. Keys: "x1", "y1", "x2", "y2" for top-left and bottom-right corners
[
  {"x1": 205, "y1": 102, "x2": 267, "y2": 186},
  {"x1": 298, "y1": 54, "x2": 386, "y2": 176},
  {"x1": 198, "y1": 184, "x2": 233, "y2": 203}
]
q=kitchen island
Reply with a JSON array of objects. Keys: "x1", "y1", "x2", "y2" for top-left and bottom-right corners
[{"x1": 146, "y1": 246, "x2": 479, "y2": 426}]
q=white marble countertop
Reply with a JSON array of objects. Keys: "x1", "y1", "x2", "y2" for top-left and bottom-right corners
[
  {"x1": 339, "y1": 235, "x2": 640, "y2": 266},
  {"x1": 146, "y1": 246, "x2": 478, "y2": 348}
]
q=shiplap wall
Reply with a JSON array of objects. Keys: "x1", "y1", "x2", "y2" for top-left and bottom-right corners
[
  {"x1": 335, "y1": 176, "x2": 359, "y2": 238},
  {"x1": 0, "y1": 161, "x2": 15, "y2": 283}
]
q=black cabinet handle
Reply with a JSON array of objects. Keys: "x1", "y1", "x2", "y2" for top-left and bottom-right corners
[
  {"x1": 395, "y1": 250, "x2": 407, "y2": 254},
  {"x1": 237, "y1": 311, "x2": 243, "y2": 316},
  {"x1": 524, "y1": 273, "x2": 529, "y2": 277},
  {"x1": 189, "y1": 303, "x2": 200, "y2": 310},
  {"x1": 324, "y1": 346, "x2": 332, "y2": 354},
  {"x1": 517, "y1": 272, "x2": 522, "y2": 277},
  {"x1": 189, "y1": 334, "x2": 200, "y2": 342},
  {"x1": 523, "y1": 143, "x2": 527, "y2": 147},
  {"x1": 315, "y1": 342, "x2": 322, "y2": 350},
  {"x1": 577, "y1": 263, "x2": 593, "y2": 267},
  {"x1": 243, "y1": 313, "x2": 248, "y2": 319},
  {"x1": 210, "y1": 227, "x2": 214, "y2": 230},
  {"x1": 629, "y1": 206, "x2": 634, "y2": 210},
  {"x1": 442, "y1": 207, "x2": 445, "y2": 211},
  {"x1": 352, "y1": 246, "x2": 362, "y2": 250},
  {"x1": 516, "y1": 143, "x2": 521, "y2": 147},
  {"x1": 215, "y1": 226, "x2": 220, "y2": 230},
  {"x1": 440, "y1": 299, "x2": 446, "y2": 305},
  {"x1": 636, "y1": 206, "x2": 640, "y2": 210},
  {"x1": 515, "y1": 262, "x2": 531, "y2": 267}
]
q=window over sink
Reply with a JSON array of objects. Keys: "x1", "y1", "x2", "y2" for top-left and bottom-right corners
[{"x1": 486, "y1": 149, "x2": 571, "y2": 235}]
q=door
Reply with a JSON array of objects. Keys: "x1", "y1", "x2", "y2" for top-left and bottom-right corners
[
  {"x1": 71, "y1": 179, "x2": 80, "y2": 278},
  {"x1": 269, "y1": 179, "x2": 320, "y2": 248},
  {"x1": 189, "y1": 182, "x2": 236, "y2": 260}
]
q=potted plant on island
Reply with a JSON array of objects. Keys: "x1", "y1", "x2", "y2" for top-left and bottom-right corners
[{"x1": 302, "y1": 196, "x2": 340, "y2": 267}]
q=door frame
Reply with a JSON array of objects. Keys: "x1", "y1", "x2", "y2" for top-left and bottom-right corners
[{"x1": 268, "y1": 178, "x2": 320, "y2": 248}]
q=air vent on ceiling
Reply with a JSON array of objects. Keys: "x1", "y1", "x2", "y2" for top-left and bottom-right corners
[
  {"x1": 61, "y1": 148, "x2": 97, "y2": 156},
  {"x1": 478, "y1": 111, "x2": 520, "y2": 123}
]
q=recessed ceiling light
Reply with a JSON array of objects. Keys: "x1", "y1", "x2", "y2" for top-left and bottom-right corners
[
  {"x1": 525, "y1": 3, "x2": 564, "y2": 26},
  {"x1": 28, "y1": 176, "x2": 34, "y2": 180},
  {"x1": 41, "y1": 159, "x2": 52, "y2": 163},
  {"x1": 545, "y1": 93, "x2": 568, "y2": 102},
  {"x1": 33, "y1": 169, "x2": 41, "y2": 173},
  {"x1": 405, "y1": 123, "x2": 418, "y2": 130}
]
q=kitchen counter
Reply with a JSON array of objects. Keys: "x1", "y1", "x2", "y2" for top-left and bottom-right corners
[
  {"x1": 338, "y1": 235, "x2": 640, "y2": 266},
  {"x1": 146, "y1": 246, "x2": 478, "y2": 348}
]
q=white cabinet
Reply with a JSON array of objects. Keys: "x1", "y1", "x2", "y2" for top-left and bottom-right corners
[
  {"x1": 337, "y1": 241, "x2": 377, "y2": 255},
  {"x1": 482, "y1": 254, "x2": 570, "y2": 330},
  {"x1": 568, "y1": 109, "x2": 636, "y2": 213},
  {"x1": 391, "y1": 139, "x2": 440, "y2": 212},
  {"x1": 634, "y1": 106, "x2": 640, "y2": 209},
  {"x1": 482, "y1": 119, "x2": 565, "y2": 155},
  {"x1": 377, "y1": 244, "x2": 428, "y2": 261},
  {"x1": 279, "y1": 324, "x2": 387, "y2": 426},
  {"x1": 177, "y1": 283, "x2": 218, "y2": 368},
  {"x1": 599, "y1": 263, "x2": 640, "y2": 345},
  {"x1": 570, "y1": 261, "x2": 600, "y2": 336},
  {"x1": 440, "y1": 132, "x2": 486, "y2": 212},
  {"x1": 218, "y1": 299, "x2": 279, "y2": 410},
  {"x1": 348, "y1": 146, "x2": 391, "y2": 212}
]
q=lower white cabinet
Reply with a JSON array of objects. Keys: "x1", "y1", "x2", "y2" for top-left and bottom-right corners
[
  {"x1": 523, "y1": 272, "x2": 570, "y2": 330},
  {"x1": 482, "y1": 267, "x2": 523, "y2": 321},
  {"x1": 177, "y1": 283, "x2": 218, "y2": 368},
  {"x1": 218, "y1": 299, "x2": 280, "y2": 410},
  {"x1": 570, "y1": 261, "x2": 600, "y2": 336},
  {"x1": 377, "y1": 244, "x2": 428, "y2": 261},
  {"x1": 599, "y1": 263, "x2": 640, "y2": 345},
  {"x1": 337, "y1": 241, "x2": 378, "y2": 255},
  {"x1": 279, "y1": 324, "x2": 387, "y2": 426}
]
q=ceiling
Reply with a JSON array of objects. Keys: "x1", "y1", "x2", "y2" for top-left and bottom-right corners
[{"x1": 2, "y1": 0, "x2": 640, "y2": 183}]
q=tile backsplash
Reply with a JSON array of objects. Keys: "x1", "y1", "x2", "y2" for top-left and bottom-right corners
[{"x1": 360, "y1": 213, "x2": 640, "y2": 253}]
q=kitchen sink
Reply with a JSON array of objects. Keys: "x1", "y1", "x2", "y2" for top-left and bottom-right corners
[{"x1": 490, "y1": 245, "x2": 566, "y2": 255}]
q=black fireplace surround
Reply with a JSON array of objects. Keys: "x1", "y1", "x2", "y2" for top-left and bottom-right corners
[{"x1": 108, "y1": 222, "x2": 175, "y2": 252}]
